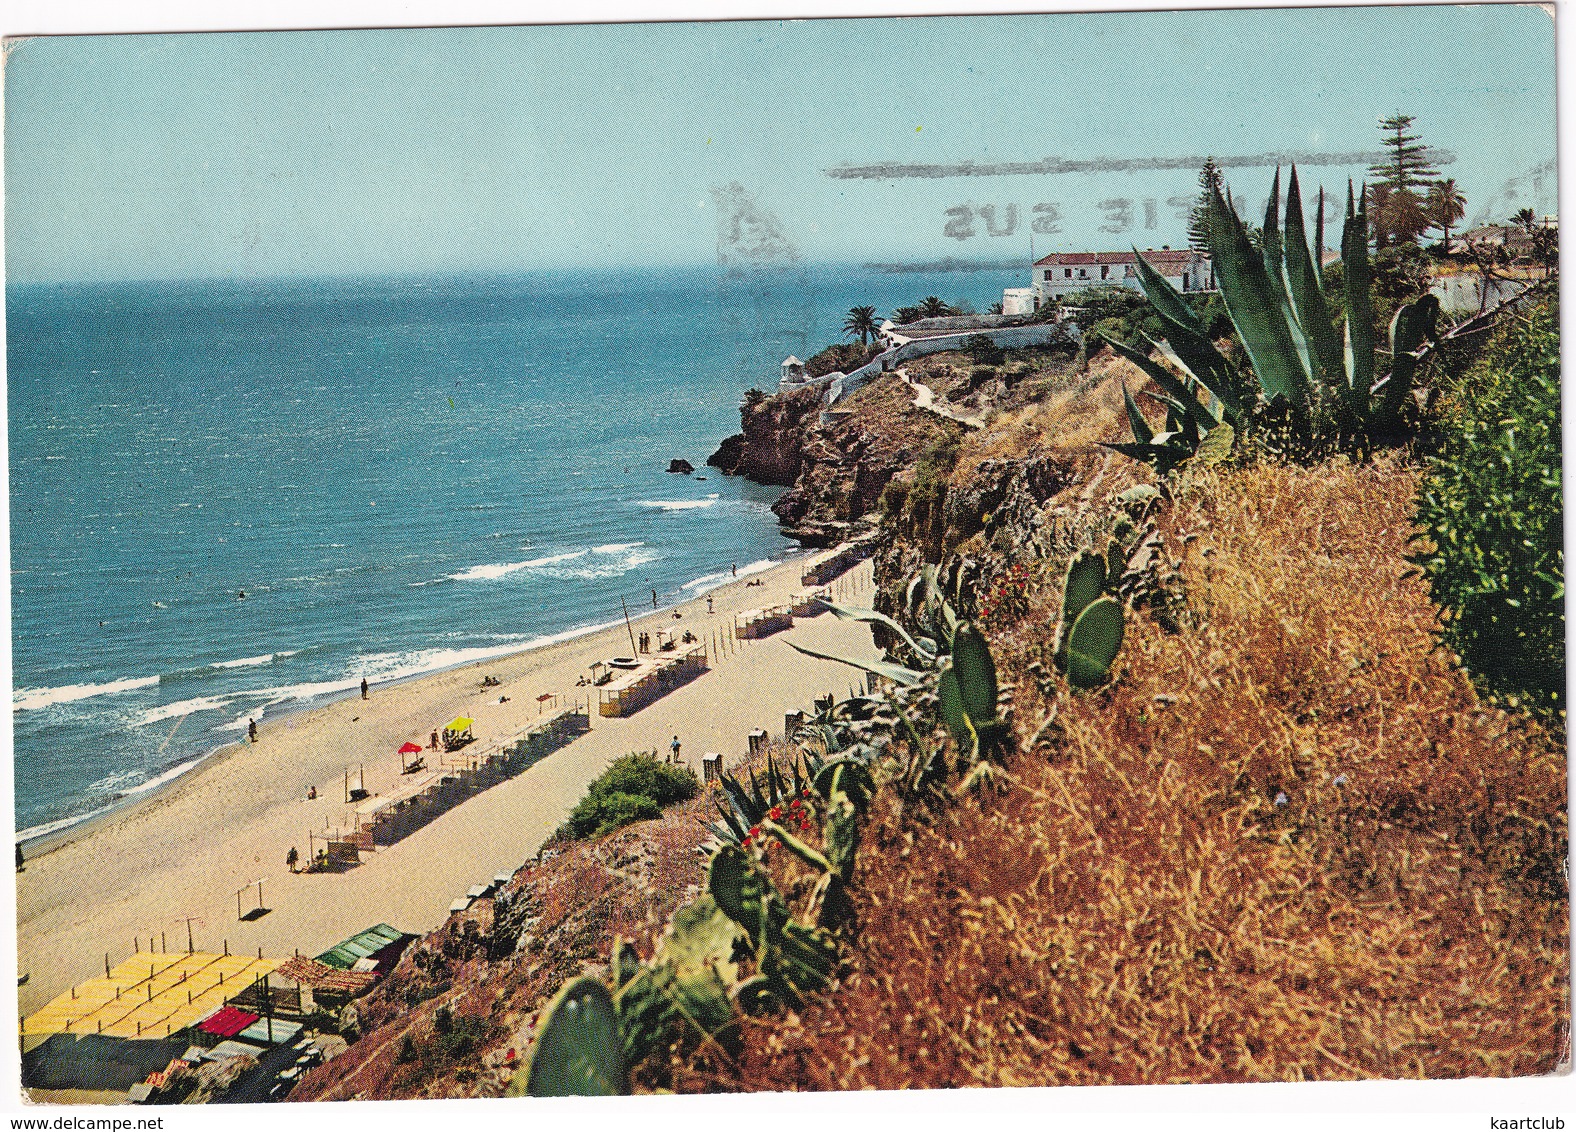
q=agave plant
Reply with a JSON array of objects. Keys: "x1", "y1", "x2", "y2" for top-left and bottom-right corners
[
  {"x1": 1102, "y1": 165, "x2": 1440, "y2": 470},
  {"x1": 704, "y1": 750, "x2": 822, "y2": 851}
]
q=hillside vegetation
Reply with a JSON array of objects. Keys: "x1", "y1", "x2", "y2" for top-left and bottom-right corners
[{"x1": 290, "y1": 172, "x2": 1564, "y2": 1099}]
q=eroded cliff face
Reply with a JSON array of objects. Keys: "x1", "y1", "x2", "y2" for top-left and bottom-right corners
[
  {"x1": 712, "y1": 376, "x2": 966, "y2": 547},
  {"x1": 706, "y1": 385, "x2": 824, "y2": 486},
  {"x1": 708, "y1": 345, "x2": 1099, "y2": 556}
]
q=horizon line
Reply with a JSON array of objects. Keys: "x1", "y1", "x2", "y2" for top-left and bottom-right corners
[{"x1": 3, "y1": 258, "x2": 1042, "y2": 290}]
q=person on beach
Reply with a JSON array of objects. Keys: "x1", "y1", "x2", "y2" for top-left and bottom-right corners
[
  {"x1": 360, "y1": 677, "x2": 368, "y2": 700},
  {"x1": 707, "y1": 595, "x2": 714, "y2": 614},
  {"x1": 731, "y1": 562, "x2": 737, "y2": 578},
  {"x1": 307, "y1": 785, "x2": 317, "y2": 800},
  {"x1": 286, "y1": 846, "x2": 299, "y2": 873},
  {"x1": 248, "y1": 718, "x2": 258, "y2": 743},
  {"x1": 670, "y1": 735, "x2": 681, "y2": 764},
  {"x1": 15, "y1": 844, "x2": 22, "y2": 873},
  {"x1": 652, "y1": 589, "x2": 659, "y2": 609},
  {"x1": 430, "y1": 729, "x2": 439, "y2": 750}
]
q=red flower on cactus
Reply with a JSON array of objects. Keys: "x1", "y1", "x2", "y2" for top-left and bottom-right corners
[
  {"x1": 740, "y1": 835, "x2": 752, "y2": 849},
  {"x1": 748, "y1": 825, "x2": 762, "y2": 839},
  {"x1": 789, "y1": 798, "x2": 803, "y2": 812},
  {"x1": 769, "y1": 805, "x2": 783, "y2": 821}
]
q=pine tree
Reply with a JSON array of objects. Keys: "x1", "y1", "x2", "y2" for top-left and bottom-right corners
[
  {"x1": 1188, "y1": 157, "x2": 1223, "y2": 252},
  {"x1": 1369, "y1": 113, "x2": 1439, "y2": 194},
  {"x1": 1368, "y1": 114, "x2": 1440, "y2": 247}
]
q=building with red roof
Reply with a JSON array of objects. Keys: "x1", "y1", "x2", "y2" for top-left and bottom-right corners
[
  {"x1": 1003, "y1": 247, "x2": 1215, "y2": 313},
  {"x1": 1031, "y1": 247, "x2": 1213, "y2": 304}
]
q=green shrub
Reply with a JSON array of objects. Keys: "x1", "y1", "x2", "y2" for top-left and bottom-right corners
[
  {"x1": 878, "y1": 477, "x2": 910, "y2": 518},
  {"x1": 805, "y1": 342, "x2": 881, "y2": 379},
  {"x1": 901, "y1": 434, "x2": 962, "y2": 555},
  {"x1": 1062, "y1": 287, "x2": 1163, "y2": 347},
  {"x1": 962, "y1": 334, "x2": 1005, "y2": 367},
  {"x1": 563, "y1": 753, "x2": 698, "y2": 839},
  {"x1": 1412, "y1": 293, "x2": 1563, "y2": 721}
]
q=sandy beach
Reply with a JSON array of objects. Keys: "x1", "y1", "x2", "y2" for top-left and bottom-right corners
[{"x1": 16, "y1": 553, "x2": 881, "y2": 1020}]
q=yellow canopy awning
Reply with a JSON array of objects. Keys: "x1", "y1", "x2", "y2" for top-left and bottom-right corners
[{"x1": 445, "y1": 717, "x2": 473, "y2": 732}]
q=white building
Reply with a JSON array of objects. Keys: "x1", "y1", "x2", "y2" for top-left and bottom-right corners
[
  {"x1": 1001, "y1": 287, "x2": 1038, "y2": 316},
  {"x1": 1012, "y1": 248, "x2": 1214, "y2": 309},
  {"x1": 781, "y1": 355, "x2": 807, "y2": 384}
]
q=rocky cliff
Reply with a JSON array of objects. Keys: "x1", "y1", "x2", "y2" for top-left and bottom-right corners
[
  {"x1": 706, "y1": 385, "x2": 823, "y2": 486},
  {"x1": 709, "y1": 375, "x2": 969, "y2": 547}
]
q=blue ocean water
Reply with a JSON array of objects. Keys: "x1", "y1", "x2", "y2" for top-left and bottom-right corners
[{"x1": 8, "y1": 263, "x2": 1021, "y2": 836}]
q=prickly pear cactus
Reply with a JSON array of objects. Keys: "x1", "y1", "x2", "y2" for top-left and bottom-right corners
[
  {"x1": 1055, "y1": 549, "x2": 1108, "y2": 669},
  {"x1": 950, "y1": 622, "x2": 998, "y2": 727},
  {"x1": 512, "y1": 975, "x2": 628, "y2": 1096},
  {"x1": 1065, "y1": 596, "x2": 1125, "y2": 689}
]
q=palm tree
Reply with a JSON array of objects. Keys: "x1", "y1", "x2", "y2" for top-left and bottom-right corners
[
  {"x1": 1513, "y1": 207, "x2": 1538, "y2": 233},
  {"x1": 1531, "y1": 224, "x2": 1558, "y2": 280},
  {"x1": 842, "y1": 305, "x2": 879, "y2": 346},
  {"x1": 1426, "y1": 179, "x2": 1466, "y2": 253},
  {"x1": 918, "y1": 296, "x2": 952, "y2": 319}
]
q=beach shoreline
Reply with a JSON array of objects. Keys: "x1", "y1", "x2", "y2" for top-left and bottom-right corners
[
  {"x1": 17, "y1": 548, "x2": 883, "y2": 1021},
  {"x1": 16, "y1": 551, "x2": 805, "y2": 860}
]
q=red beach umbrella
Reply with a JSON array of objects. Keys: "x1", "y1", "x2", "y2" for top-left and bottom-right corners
[{"x1": 398, "y1": 742, "x2": 423, "y2": 754}]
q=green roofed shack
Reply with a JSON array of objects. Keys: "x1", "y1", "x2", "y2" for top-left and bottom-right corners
[{"x1": 315, "y1": 923, "x2": 409, "y2": 971}]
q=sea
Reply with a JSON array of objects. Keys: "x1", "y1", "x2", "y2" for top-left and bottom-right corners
[{"x1": 7, "y1": 262, "x2": 1023, "y2": 839}]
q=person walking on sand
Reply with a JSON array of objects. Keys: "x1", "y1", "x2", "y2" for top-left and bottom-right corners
[
  {"x1": 248, "y1": 718, "x2": 258, "y2": 743},
  {"x1": 360, "y1": 677, "x2": 369, "y2": 700},
  {"x1": 652, "y1": 588, "x2": 659, "y2": 610},
  {"x1": 707, "y1": 595, "x2": 714, "y2": 614},
  {"x1": 286, "y1": 846, "x2": 299, "y2": 873},
  {"x1": 731, "y1": 562, "x2": 737, "y2": 578},
  {"x1": 670, "y1": 734, "x2": 681, "y2": 764}
]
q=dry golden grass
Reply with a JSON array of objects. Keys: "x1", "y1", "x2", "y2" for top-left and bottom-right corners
[
  {"x1": 684, "y1": 454, "x2": 1567, "y2": 1091},
  {"x1": 954, "y1": 354, "x2": 1139, "y2": 482}
]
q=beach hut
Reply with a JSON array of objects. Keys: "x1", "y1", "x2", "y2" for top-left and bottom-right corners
[
  {"x1": 315, "y1": 924, "x2": 409, "y2": 973},
  {"x1": 790, "y1": 588, "x2": 832, "y2": 617},
  {"x1": 734, "y1": 605, "x2": 792, "y2": 640},
  {"x1": 596, "y1": 645, "x2": 709, "y2": 718}
]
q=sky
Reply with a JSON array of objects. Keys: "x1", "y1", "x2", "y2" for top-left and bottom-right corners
[{"x1": 2, "y1": 4, "x2": 1560, "y2": 283}]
